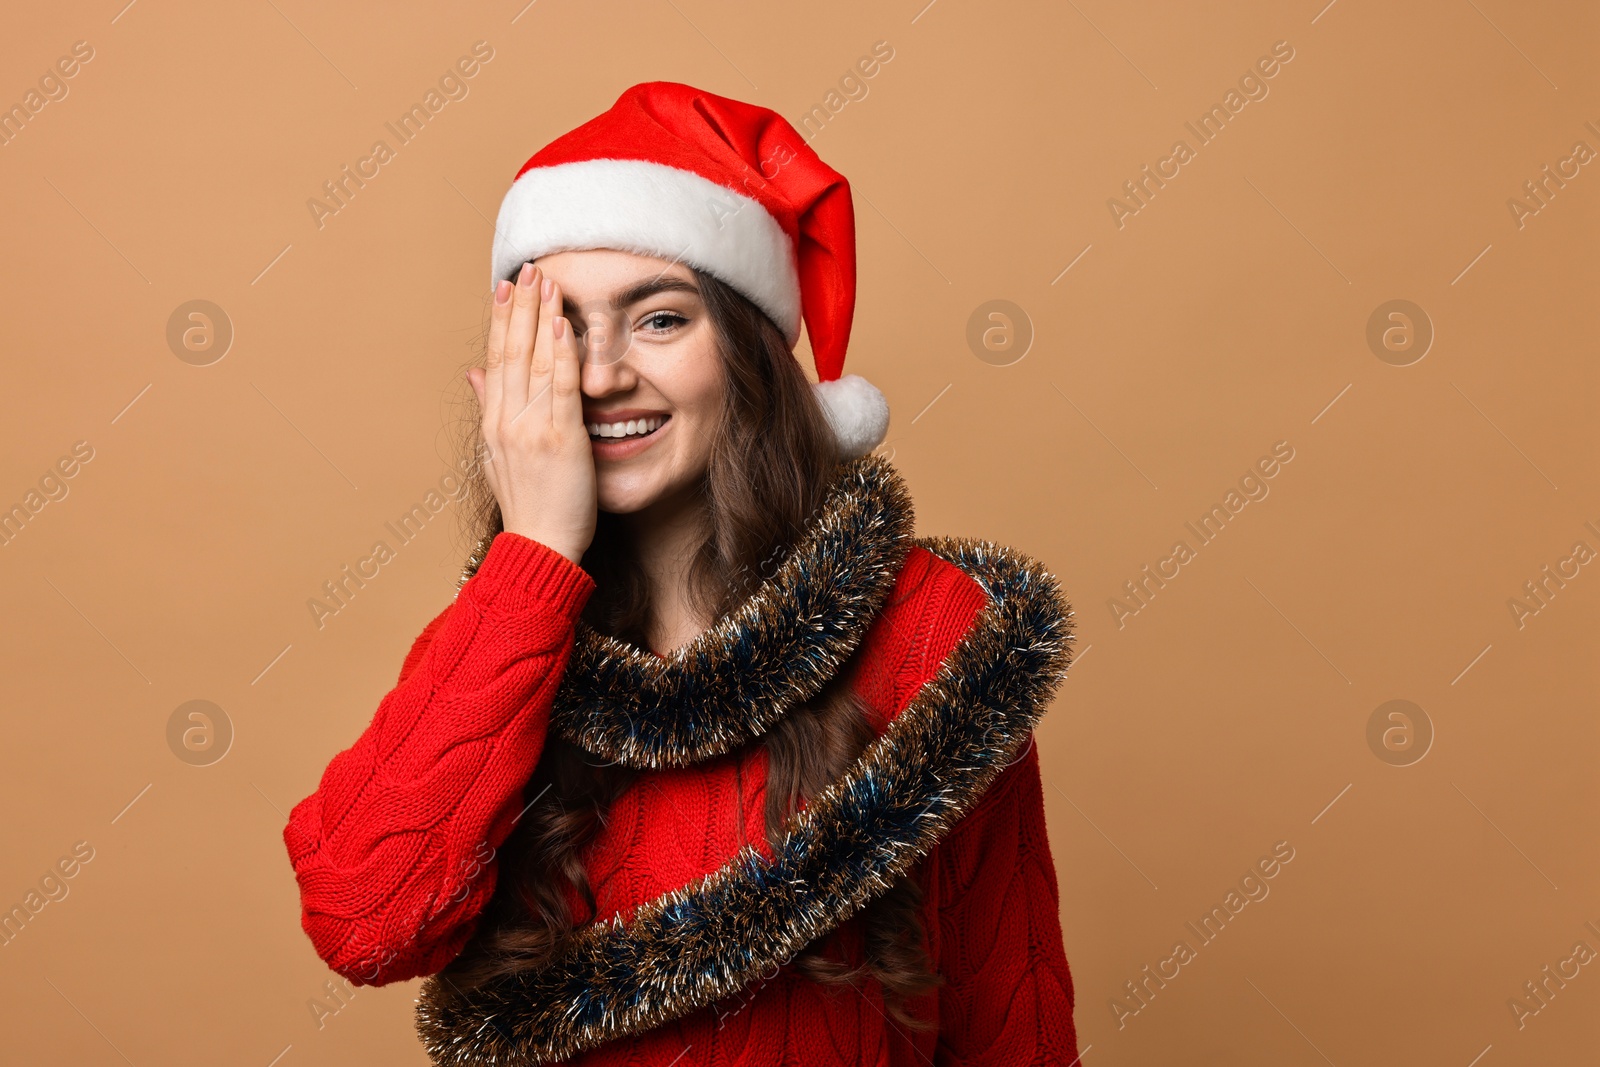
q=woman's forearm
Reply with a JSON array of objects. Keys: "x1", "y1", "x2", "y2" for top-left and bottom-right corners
[{"x1": 281, "y1": 532, "x2": 594, "y2": 985}]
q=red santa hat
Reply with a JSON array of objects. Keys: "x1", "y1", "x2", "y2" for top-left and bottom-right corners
[{"x1": 490, "y1": 81, "x2": 889, "y2": 459}]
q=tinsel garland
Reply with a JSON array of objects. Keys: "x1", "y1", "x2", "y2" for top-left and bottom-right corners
[
  {"x1": 455, "y1": 453, "x2": 917, "y2": 769},
  {"x1": 416, "y1": 524, "x2": 1076, "y2": 1065}
]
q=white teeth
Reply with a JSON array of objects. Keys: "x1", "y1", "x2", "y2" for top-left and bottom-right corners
[{"x1": 587, "y1": 415, "x2": 666, "y2": 438}]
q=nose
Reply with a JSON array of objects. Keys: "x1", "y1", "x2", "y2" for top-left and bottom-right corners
[{"x1": 578, "y1": 314, "x2": 638, "y2": 398}]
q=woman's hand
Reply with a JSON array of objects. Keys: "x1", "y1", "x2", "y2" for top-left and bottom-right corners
[{"x1": 467, "y1": 262, "x2": 596, "y2": 565}]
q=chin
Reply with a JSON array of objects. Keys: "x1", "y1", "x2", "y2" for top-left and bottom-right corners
[
  {"x1": 595, "y1": 458, "x2": 702, "y2": 517},
  {"x1": 595, "y1": 468, "x2": 666, "y2": 516}
]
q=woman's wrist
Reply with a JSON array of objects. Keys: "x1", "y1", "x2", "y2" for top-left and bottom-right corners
[
  {"x1": 501, "y1": 524, "x2": 587, "y2": 567},
  {"x1": 465, "y1": 531, "x2": 594, "y2": 616}
]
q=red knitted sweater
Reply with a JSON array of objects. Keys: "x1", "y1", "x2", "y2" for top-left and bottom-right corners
[{"x1": 283, "y1": 532, "x2": 1078, "y2": 1064}]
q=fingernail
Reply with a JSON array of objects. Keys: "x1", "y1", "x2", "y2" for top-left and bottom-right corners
[
  {"x1": 553, "y1": 316, "x2": 565, "y2": 339},
  {"x1": 541, "y1": 276, "x2": 554, "y2": 301},
  {"x1": 494, "y1": 280, "x2": 511, "y2": 304},
  {"x1": 518, "y1": 262, "x2": 533, "y2": 286}
]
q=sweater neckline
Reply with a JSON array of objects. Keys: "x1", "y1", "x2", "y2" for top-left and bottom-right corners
[{"x1": 459, "y1": 453, "x2": 917, "y2": 770}]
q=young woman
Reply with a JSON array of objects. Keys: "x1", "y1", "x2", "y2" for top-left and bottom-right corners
[{"x1": 283, "y1": 81, "x2": 1080, "y2": 1065}]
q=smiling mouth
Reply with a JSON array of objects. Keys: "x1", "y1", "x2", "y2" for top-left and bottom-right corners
[{"x1": 587, "y1": 414, "x2": 669, "y2": 441}]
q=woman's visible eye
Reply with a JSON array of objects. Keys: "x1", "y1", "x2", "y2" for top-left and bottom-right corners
[{"x1": 639, "y1": 310, "x2": 688, "y2": 333}]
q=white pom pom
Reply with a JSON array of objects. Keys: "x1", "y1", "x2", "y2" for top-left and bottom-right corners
[{"x1": 812, "y1": 373, "x2": 890, "y2": 460}]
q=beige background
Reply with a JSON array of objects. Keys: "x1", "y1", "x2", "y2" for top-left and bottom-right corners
[{"x1": 1, "y1": 1, "x2": 1595, "y2": 1063}]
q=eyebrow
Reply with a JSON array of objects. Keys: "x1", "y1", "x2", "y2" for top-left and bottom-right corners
[{"x1": 561, "y1": 275, "x2": 701, "y2": 320}]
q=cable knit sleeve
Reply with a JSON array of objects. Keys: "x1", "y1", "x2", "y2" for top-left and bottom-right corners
[
  {"x1": 933, "y1": 737, "x2": 1079, "y2": 1065},
  {"x1": 281, "y1": 532, "x2": 595, "y2": 987}
]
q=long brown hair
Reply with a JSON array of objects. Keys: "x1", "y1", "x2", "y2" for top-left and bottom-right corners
[{"x1": 439, "y1": 264, "x2": 942, "y2": 1029}]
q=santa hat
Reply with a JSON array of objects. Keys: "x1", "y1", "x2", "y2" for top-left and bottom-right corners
[{"x1": 490, "y1": 81, "x2": 889, "y2": 459}]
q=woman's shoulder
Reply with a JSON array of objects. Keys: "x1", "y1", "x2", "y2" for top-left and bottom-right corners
[
  {"x1": 851, "y1": 537, "x2": 985, "y2": 723},
  {"x1": 847, "y1": 544, "x2": 971, "y2": 729},
  {"x1": 851, "y1": 534, "x2": 1075, "y2": 735}
]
